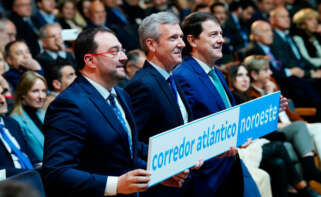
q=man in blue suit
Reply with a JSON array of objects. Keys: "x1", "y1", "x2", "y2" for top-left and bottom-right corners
[
  {"x1": 173, "y1": 12, "x2": 260, "y2": 197},
  {"x1": 42, "y1": 27, "x2": 188, "y2": 197}
]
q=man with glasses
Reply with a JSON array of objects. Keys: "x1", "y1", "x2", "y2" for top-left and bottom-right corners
[
  {"x1": 37, "y1": 23, "x2": 76, "y2": 70},
  {"x1": 9, "y1": 0, "x2": 40, "y2": 57},
  {"x1": 42, "y1": 27, "x2": 190, "y2": 197}
]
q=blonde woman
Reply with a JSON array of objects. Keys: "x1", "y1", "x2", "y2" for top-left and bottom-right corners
[{"x1": 10, "y1": 71, "x2": 47, "y2": 161}]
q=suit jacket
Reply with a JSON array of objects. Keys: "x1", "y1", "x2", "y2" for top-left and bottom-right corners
[
  {"x1": 125, "y1": 61, "x2": 193, "y2": 197},
  {"x1": 270, "y1": 30, "x2": 314, "y2": 78},
  {"x1": 36, "y1": 51, "x2": 76, "y2": 70},
  {"x1": 9, "y1": 12, "x2": 40, "y2": 57},
  {"x1": 11, "y1": 109, "x2": 45, "y2": 161},
  {"x1": 31, "y1": 11, "x2": 58, "y2": 29},
  {"x1": 125, "y1": 61, "x2": 193, "y2": 144},
  {"x1": 0, "y1": 116, "x2": 38, "y2": 177},
  {"x1": 173, "y1": 56, "x2": 260, "y2": 197},
  {"x1": 42, "y1": 75, "x2": 146, "y2": 197}
]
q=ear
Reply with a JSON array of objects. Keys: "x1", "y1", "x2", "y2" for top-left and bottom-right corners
[
  {"x1": 52, "y1": 79, "x2": 62, "y2": 91},
  {"x1": 83, "y1": 54, "x2": 96, "y2": 69},
  {"x1": 145, "y1": 38, "x2": 157, "y2": 53},
  {"x1": 250, "y1": 71, "x2": 258, "y2": 81},
  {"x1": 6, "y1": 56, "x2": 13, "y2": 66},
  {"x1": 186, "y1": 35, "x2": 197, "y2": 48}
]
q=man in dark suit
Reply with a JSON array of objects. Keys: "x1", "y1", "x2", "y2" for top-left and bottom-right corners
[
  {"x1": 173, "y1": 12, "x2": 260, "y2": 197},
  {"x1": 9, "y1": 0, "x2": 40, "y2": 57},
  {"x1": 269, "y1": 6, "x2": 321, "y2": 80},
  {"x1": 0, "y1": 84, "x2": 39, "y2": 178},
  {"x1": 239, "y1": 20, "x2": 321, "y2": 121},
  {"x1": 42, "y1": 27, "x2": 188, "y2": 197},
  {"x1": 37, "y1": 23, "x2": 76, "y2": 70},
  {"x1": 31, "y1": 0, "x2": 57, "y2": 29}
]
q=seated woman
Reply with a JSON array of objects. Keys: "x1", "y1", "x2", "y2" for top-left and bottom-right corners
[
  {"x1": 228, "y1": 63, "x2": 320, "y2": 197},
  {"x1": 292, "y1": 8, "x2": 321, "y2": 68},
  {"x1": 243, "y1": 55, "x2": 321, "y2": 179},
  {"x1": 10, "y1": 71, "x2": 47, "y2": 161}
]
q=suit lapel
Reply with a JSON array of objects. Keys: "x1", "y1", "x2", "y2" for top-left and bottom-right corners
[
  {"x1": 77, "y1": 76, "x2": 131, "y2": 156},
  {"x1": 144, "y1": 63, "x2": 184, "y2": 123},
  {"x1": 186, "y1": 56, "x2": 227, "y2": 110}
]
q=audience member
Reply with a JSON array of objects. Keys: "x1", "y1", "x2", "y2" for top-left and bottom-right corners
[
  {"x1": 173, "y1": 12, "x2": 260, "y2": 197},
  {"x1": 118, "y1": 49, "x2": 145, "y2": 88},
  {"x1": 0, "y1": 84, "x2": 39, "y2": 178},
  {"x1": 251, "y1": 0, "x2": 275, "y2": 22},
  {"x1": 125, "y1": 12, "x2": 195, "y2": 197},
  {"x1": 270, "y1": 6, "x2": 321, "y2": 80},
  {"x1": 244, "y1": 55, "x2": 321, "y2": 185},
  {"x1": 75, "y1": 0, "x2": 91, "y2": 27},
  {"x1": 9, "y1": 0, "x2": 40, "y2": 57},
  {"x1": 229, "y1": 63, "x2": 321, "y2": 197},
  {"x1": 85, "y1": 0, "x2": 107, "y2": 29},
  {"x1": 4, "y1": 41, "x2": 43, "y2": 90},
  {"x1": 42, "y1": 60, "x2": 76, "y2": 110},
  {"x1": 37, "y1": 23, "x2": 76, "y2": 70},
  {"x1": 32, "y1": 0, "x2": 57, "y2": 29},
  {"x1": 292, "y1": 8, "x2": 321, "y2": 68},
  {"x1": 0, "y1": 51, "x2": 8, "y2": 75},
  {"x1": 224, "y1": 0, "x2": 255, "y2": 51},
  {"x1": 10, "y1": 71, "x2": 47, "y2": 161},
  {"x1": 192, "y1": 3, "x2": 211, "y2": 13},
  {"x1": 56, "y1": 0, "x2": 82, "y2": 31},
  {"x1": 42, "y1": 27, "x2": 189, "y2": 197},
  {"x1": 0, "y1": 18, "x2": 16, "y2": 52},
  {"x1": 239, "y1": 20, "x2": 321, "y2": 121}
]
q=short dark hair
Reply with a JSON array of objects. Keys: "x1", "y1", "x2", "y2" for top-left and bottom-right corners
[
  {"x1": 193, "y1": 3, "x2": 209, "y2": 12},
  {"x1": 229, "y1": 0, "x2": 256, "y2": 12},
  {"x1": 181, "y1": 12, "x2": 219, "y2": 55},
  {"x1": 4, "y1": 40, "x2": 26, "y2": 58},
  {"x1": 210, "y1": 2, "x2": 225, "y2": 13},
  {"x1": 74, "y1": 27, "x2": 114, "y2": 70},
  {"x1": 44, "y1": 59, "x2": 73, "y2": 91}
]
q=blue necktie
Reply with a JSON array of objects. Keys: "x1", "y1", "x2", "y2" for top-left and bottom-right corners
[
  {"x1": 208, "y1": 70, "x2": 231, "y2": 108},
  {"x1": 0, "y1": 125, "x2": 33, "y2": 169},
  {"x1": 167, "y1": 75, "x2": 178, "y2": 103},
  {"x1": 112, "y1": 8, "x2": 129, "y2": 25},
  {"x1": 108, "y1": 95, "x2": 133, "y2": 158},
  {"x1": 267, "y1": 51, "x2": 282, "y2": 70}
]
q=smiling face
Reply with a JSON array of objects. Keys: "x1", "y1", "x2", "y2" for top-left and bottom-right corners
[
  {"x1": 90, "y1": 32, "x2": 128, "y2": 86},
  {"x1": 23, "y1": 79, "x2": 47, "y2": 109},
  {"x1": 190, "y1": 20, "x2": 224, "y2": 67},
  {"x1": 233, "y1": 66, "x2": 250, "y2": 92},
  {"x1": 148, "y1": 23, "x2": 185, "y2": 72}
]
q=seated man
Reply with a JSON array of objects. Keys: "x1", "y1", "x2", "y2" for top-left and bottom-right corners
[
  {"x1": 0, "y1": 83, "x2": 39, "y2": 178},
  {"x1": 43, "y1": 60, "x2": 77, "y2": 110},
  {"x1": 3, "y1": 40, "x2": 43, "y2": 90}
]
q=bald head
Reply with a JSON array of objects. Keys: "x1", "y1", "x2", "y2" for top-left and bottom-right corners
[
  {"x1": 89, "y1": 1, "x2": 106, "y2": 26},
  {"x1": 269, "y1": 6, "x2": 290, "y2": 31},
  {"x1": 250, "y1": 20, "x2": 273, "y2": 45}
]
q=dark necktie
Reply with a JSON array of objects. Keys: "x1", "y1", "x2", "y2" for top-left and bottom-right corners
[
  {"x1": 108, "y1": 95, "x2": 133, "y2": 158},
  {"x1": 167, "y1": 75, "x2": 178, "y2": 102},
  {"x1": 267, "y1": 51, "x2": 282, "y2": 70},
  {"x1": 0, "y1": 125, "x2": 33, "y2": 169},
  {"x1": 208, "y1": 70, "x2": 231, "y2": 108}
]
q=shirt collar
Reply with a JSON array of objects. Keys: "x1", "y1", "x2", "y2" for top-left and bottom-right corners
[
  {"x1": 46, "y1": 50, "x2": 67, "y2": 59},
  {"x1": 257, "y1": 43, "x2": 270, "y2": 54},
  {"x1": 192, "y1": 56, "x2": 212, "y2": 74},
  {"x1": 148, "y1": 60, "x2": 171, "y2": 80},
  {"x1": 84, "y1": 76, "x2": 116, "y2": 100}
]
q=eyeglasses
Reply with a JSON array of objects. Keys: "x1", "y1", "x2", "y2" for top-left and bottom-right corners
[{"x1": 86, "y1": 48, "x2": 126, "y2": 58}]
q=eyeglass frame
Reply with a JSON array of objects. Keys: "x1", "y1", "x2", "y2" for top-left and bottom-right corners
[{"x1": 85, "y1": 48, "x2": 127, "y2": 58}]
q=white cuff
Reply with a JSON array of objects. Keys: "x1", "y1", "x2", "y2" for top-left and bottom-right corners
[{"x1": 104, "y1": 176, "x2": 118, "y2": 196}]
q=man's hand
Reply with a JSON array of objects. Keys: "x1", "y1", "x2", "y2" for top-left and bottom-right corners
[
  {"x1": 289, "y1": 67, "x2": 304, "y2": 78},
  {"x1": 117, "y1": 169, "x2": 151, "y2": 194},
  {"x1": 20, "y1": 58, "x2": 41, "y2": 71},
  {"x1": 311, "y1": 70, "x2": 321, "y2": 78},
  {"x1": 191, "y1": 159, "x2": 203, "y2": 170},
  {"x1": 217, "y1": 146, "x2": 238, "y2": 158},
  {"x1": 161, "y1": 169, "x2": 189, "y2": 188},
  {"x1": 239, "y1": 138, "x2": 252, "y2": 149}
]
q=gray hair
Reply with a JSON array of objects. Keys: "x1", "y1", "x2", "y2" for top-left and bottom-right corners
[
  {"x1": 138, "y1": 12, "x2": 179, "y2": 52},
  {"x1": 39, "y1": 23, "x2": 62, "y2": 39}
]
